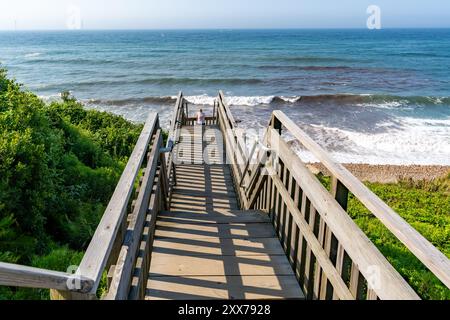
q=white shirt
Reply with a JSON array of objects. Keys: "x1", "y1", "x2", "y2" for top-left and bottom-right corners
[{"x1": 197, "y1": 112, "x2": 206, "y2": 125}]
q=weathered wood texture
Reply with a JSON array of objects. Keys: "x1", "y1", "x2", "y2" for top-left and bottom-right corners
[
  {"x1": 216, "y1": 93, "x2": 446, "y2": 299},
  {"x1": 75, "y1": 112, "x2": 160, "y2": 298},
  {"x1": 145, "y1": 124, "x2": 304, "y2": 300},
  {"x1": 0, "y1": 262, "x2": 93, "y2": 293},
  {"x1": 242, "y1": 121, "x2": 420, "y2": 299},
  {"x1": 270, "y1": 110, "x2": 450, "y2": 290}
]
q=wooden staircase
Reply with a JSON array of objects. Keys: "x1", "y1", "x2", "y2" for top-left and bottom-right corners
[
  {"x1": 145, "y1": 129, "x2": 304, "y2": 299},
  {"x1": 1, "y1": 91, "x2": 449, "y2": 300}
]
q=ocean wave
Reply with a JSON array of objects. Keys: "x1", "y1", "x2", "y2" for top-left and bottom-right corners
[
  {"x1": 136, "y1": 77, "x2": 264, "y2": 86},
  {"x1": 293, "y1": 94, "x2": 450, "y2": 108},
  {"x1": 40, "y1": 77, "x2": 265, "y2": 90},
  {"x1": 84, "y1": 93, "x2": 450, "y2": 108},
  {"x1": 184, "y1": 95, "x2": 302, "y2": 106},
  {"x1": 24, "y1": 52, "x2": 42, "y2": 58},
  {"x1": 21, "y1": 57, "x2": 117, "y2": 65},
  {"x1": 39, "y1": 93, "x2": 63, "y2": 102},
  {"x1": 224, "y1": 94, "x2": 450, "y2": 107},
  {"x1": 258, "y1": 65, "x2": 357, "y2": 72},
  {"x1": 87, "y1": 96, "x2": 176, "y2": 106},
  {"x1": 268, "y1": 56, "x2": 356, "y2": 63}
]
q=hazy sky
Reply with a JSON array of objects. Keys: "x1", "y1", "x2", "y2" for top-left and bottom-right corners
[{"x1": 0, "y1": 0, "x2": 449, "y2": 30}]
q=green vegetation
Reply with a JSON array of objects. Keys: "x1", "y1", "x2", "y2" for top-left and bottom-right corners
[
  {"x1": 0, "y1": 68, "x2": 448, "y2": 300},
  {"x1": 318, "y1": 173, "x2": 450, "y2": 300},
  {"x1": 0, "y1": 69, "x2": 143, "y2": 299}
]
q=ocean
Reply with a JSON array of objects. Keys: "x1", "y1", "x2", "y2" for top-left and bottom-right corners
[{"x1": 1, "y1": 29, "x2": 449, "y2": 165}]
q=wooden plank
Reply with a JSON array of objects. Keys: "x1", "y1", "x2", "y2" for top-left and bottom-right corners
[
  {"x1": 332, "y1": 244, "x2": 346, "y2": 300},
  {"x1": 349, "y1": 262, "x2": 365, "y2": 300},
  {"x1": 170, "y1": 194, "x2": 238, "y2": 205},
  {"x1": 303, "y1": 206, "x2": 317, "y2": 299},
  {"x1": 149, "y1": 253, "x2": 294, "y2": 276},
  {"x1": 155, "y1": 222, "x2": 276, "y2": 240},
  {"x1": 158, "y1": 210, "x2": 270, "y2": 224},
  {"x1": 146, "y1": 275, "x2": 304, "y2": 300},
  {"x1": 319, "y1": 225, "x2": 333, "y2": 300},
  {"x1": 0, "y1": 262, "x2": 94, "y2": 293},
  {"x1": 169, "y1": 205, "x2": 240, "y2": 214},
  {"x1": 313, "y1": 217, "x2": 326, "y2": 299},
  {"x1": 77, "y1": 113, "x2": 159, "y2": 294},
  {"x1": 171, "y1": 189, "x2": 237, "y2": 199},
  {"x1": 273, "y1": 110, "x2": 450, "y2": 289},
  {"x1": 152, "y1": 237, "x2": 285, "y2": 256}
]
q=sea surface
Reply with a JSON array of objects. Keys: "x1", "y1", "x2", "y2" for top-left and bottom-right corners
[{"x1": 1, "y1": 29, "x2": 450, "y2": 165}]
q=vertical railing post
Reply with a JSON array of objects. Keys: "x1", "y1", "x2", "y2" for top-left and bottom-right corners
[
  {"x1": 184, "y1": 101, "x2": 189, "y2": 121},
  {"x1": 330, "y1": 176, "x2": 350, "y2": 299},
  {"x1": 271, "y1": 114, "x2": 282, "y2": 135},
  {"x1": 213, "y1": 101, "x2": 217, "y2": 124},
  {"x1": 331, "y1": 177, "x2": 349, "y2": 210}
]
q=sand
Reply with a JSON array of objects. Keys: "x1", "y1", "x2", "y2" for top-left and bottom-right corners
[{"x1": 306, "y1": 163, "x2": 450, "y2": 184}]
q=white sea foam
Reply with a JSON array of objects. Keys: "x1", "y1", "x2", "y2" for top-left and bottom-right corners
[
  {"x1": 356, "y1": 101, "x2": 406, "y2": 109},
  {"x1": 294, "y1": 117, "x2": 450, "y2": 165},
  {"x1": 39, "y1": 94, "x2": 62, "y2": 102},
  {"x1": 226, "y1": 96, "x2": 275, "y2": 106},
  {"x1": 183, "y1": 95, "x2": 216, "y2": 105},
  {"x1": 183, "y1": 94, "x2": 302, "y2": 106},
  {"x1": 280, "y1": 96, "x2": 302, "y2": 103},
  {"x1": 236, "y1": 113, "x2": 450, "y2": 165},
  {"x1": 24, "y1": 52, "x2": 42, "y2": 58}
]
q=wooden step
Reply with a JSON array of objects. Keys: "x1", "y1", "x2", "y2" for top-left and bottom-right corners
[
  {"x1": 155, "y1": 222, "x2": 276, "y2": 240},
  {"x1": 158, "y1": 210, "x2": 270, "y2": 224},
  {"x1": 149, "y1": 253, "x2": 294, "y2": 277},
  {"x1": 146, "y1": 275, "x2": 304, "y2": 300},
  {"x1": 152, "y1": 237, "x2": 285, "y2": 256}
]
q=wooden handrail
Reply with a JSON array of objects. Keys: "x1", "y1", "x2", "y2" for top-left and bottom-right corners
[
  {"x1": 0, "y1": 262, "x2": 94, "y2": 293},
  {"x1": 166, "y1": 93, "x2": 187, "y2": 205},
  {"x1": 219, "y1": 91, "x2": 237, "y2": 128},
  {"x1": 265, "y1": 127, "x2": 419, "y2": 299},
  {"x1": 106, "y1": 130, "x2": 164, "y2": 299},
  {"x1": 265, "y1": 171, "x2": 355, "y2": 300},
  {"x1": 167, "y1": 92, "x2": 183, "y2": 145},
  {"x1": 76, "y1": 112, "x2": 159, "y2": 295},
  {"x1": 271, "y1": 110, "x2": 450, "y2": 289},
  {"x1": 216, "y1": 94, "x2": 249, "y2": 209}
]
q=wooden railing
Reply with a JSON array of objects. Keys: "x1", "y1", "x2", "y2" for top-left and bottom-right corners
[
  {"x1": 216, "y1": 91, "x2": 251, "y2": 209},
  {"x1": 267, "y1": 111, "x2": 450, "y2": 291},
  {"x1": 0, "y1": 111, "x2": 170, "y2": 299},
  {"x1": 165, "y1": 92, "x2": 185, "y2": 205},
  {"x1": 0, "y1": 262, "x2": 93, "y2": 294},
  {"x1": 1, "y1": 91, "x2": 448, "y2": 300},
  {"x1": 216, "y1": 92, "x2": 450, "y2": 300},
  {"x1": 59, "y1": 112, "x2": 169, "y2": 300},
  {"x1": 0, "y1": 93, "x2": 216, "y2": 300}
]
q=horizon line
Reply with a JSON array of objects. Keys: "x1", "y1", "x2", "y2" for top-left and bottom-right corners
[{"x1": 2, "y1": 26, "x2": 450, "y2": 32}]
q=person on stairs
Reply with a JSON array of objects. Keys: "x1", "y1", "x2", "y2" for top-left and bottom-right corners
[{"x1": 197, "y1": 108, "x2": 206, "y2": 126}]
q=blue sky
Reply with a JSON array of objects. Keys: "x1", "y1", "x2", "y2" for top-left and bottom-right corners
[{"x1": 0, "y1": 0, "x2": 449, "y2": 30}]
